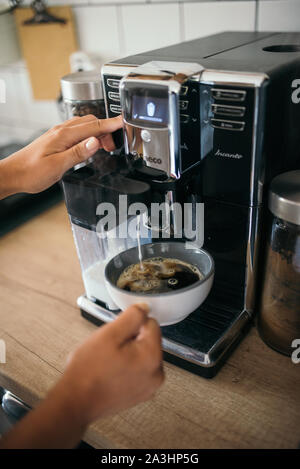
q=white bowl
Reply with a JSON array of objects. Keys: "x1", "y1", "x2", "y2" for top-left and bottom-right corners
[{"x1": 104, "y1": 242, "x2": 214, "y2": 326}]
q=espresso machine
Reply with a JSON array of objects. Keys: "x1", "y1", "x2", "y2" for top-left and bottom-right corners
[{"x1": 62, "y1": 32, "x2": 300, "y2": 377}]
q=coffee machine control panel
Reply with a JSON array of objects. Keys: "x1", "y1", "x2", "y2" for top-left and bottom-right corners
[
  {"x1": 199, "y1": 73, "x2": 265, "y2": 205},
  {"x1": 119, "y1": 62, "x2": 203, "y2": 179}
]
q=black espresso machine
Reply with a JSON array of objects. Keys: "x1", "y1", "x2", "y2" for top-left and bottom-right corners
[{"x1": 62, "y1": 32, "x2": 300, "y2": 377}]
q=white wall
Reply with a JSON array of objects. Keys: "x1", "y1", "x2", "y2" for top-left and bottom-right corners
[
  {"x1": 0, "y1": 0, "x2": 300, "y2": 146},
  {"x1": 258, "y1": 0, "x2": 300, "y2": 31}
]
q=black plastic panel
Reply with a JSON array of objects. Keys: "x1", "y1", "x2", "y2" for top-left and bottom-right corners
[
  {"x1": 180, "y1": 79, "x2": 201, "y2": 171},
  {"x1": 103, "y1": 74, "x2": 124, "y2": 148},
  {"x1": 62, "y1": 151, "x2": 151, "y2": 230},
  {"x1": 200, "y1": 84, "x2": 256, "y2": 205}
]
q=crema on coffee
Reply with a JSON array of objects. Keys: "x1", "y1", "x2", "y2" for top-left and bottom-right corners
[{"x1": 116, "y1": 257, "x2": 203, "y2": 294}]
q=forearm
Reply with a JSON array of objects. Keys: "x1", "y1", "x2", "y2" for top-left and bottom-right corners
[
  {"x1": 0, "y1": 155, "x2": 21, "y2": 200},
  {"x1": 0, "y1": 378, "x2": 87, "y2": 449}
]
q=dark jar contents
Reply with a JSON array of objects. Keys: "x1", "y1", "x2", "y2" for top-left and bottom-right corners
[
  {"x1": 258, "y1": 216, "x2": 300, "y2": 356},
  {"x1": 64, "y1": 99, "x2": 106, "y2": 120}
]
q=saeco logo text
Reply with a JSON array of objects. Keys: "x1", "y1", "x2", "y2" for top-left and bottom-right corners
[{"x1": 146, "y1": 156, "x2": 162, "y2": 165}]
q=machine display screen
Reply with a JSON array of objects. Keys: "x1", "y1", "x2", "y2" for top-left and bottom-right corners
[{"x1": 131, "y1": 95, "x2": 168, "y2": 125}]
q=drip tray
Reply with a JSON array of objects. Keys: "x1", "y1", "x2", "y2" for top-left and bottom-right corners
[{"x1": 78, "y1": 295, "x2": 252, "y2": 378}]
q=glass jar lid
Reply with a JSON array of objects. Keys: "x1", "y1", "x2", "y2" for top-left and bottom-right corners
[
  {"x1": 61, "y1": 70, "x2": 103, "y2": 101},
  {"x1": 269, "y1": 170, "x2": 300, "y2": 225}
]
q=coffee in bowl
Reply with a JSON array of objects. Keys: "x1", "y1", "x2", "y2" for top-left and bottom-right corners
[
  {"x1": 117, "y1": 257, "x2": 203, "y2": 294},
  {"x1": 105, "y1": 242, "x2": 214, "y2": 326}
]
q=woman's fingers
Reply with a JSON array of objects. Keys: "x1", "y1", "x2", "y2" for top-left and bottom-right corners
[
  {"x1": 65, "y1": 116, "x2": 117, "y2": 151},
  {"x1": 137, "y1": 318, "x2": 162, "y2": 364},
  {"x1": 50, "y1": 136, "x2": 101, "y2": 176},
  {"x1": 63, "y1": 114, "x2": 98, "y2": 128},
  {"x1": 60, "y1": 115, "x2": 123, "y2": 147},
  {"x1": 99, "y1": 133, "x2": 116, "y2": 152},
  {"x1": 106, "y1": 304, "x2": 150, "y2": 346}
]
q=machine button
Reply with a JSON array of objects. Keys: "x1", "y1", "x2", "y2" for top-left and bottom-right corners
[
  {"x1": 212, "y1": 88, "x2": 246, "y2": 102},
  {"x1": 180, "y1": 114, "x2": 189, "y2": 124},
  {"x1": 107, "y1": 78, "x2": 120, "y2": 89},
  {"x1": 179, "y1": 100, "x2": 188, "y2": 110},
  {"x1": 110, "y1": 104, "x2": 121, "y2": 114},
  {"x1": 180, "y1": 85, "x2": 188, "y2": 96},
  {"x1": 108, "y1": 91, "x2": 120, "y2": 102},
  {"x1": 211, "y1": 104, "x2": 245, "y2": 117},
  {"x1": 211, "y1": 118, "x2": 245, "y2": 131},
  {"x1": 141, "y1": 130, "x2": 152, "y2": 143}
]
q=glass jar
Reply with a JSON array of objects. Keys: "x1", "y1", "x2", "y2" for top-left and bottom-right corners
[
  {"x1": 258, "y1": 170, "x2": 300, "y2": 356},
  {"x1": 64, "y1": 98, "x2": 106, "y2": 120},
  {"x1": 61, "y1": 70, "x2": 106, "y2": 120}
]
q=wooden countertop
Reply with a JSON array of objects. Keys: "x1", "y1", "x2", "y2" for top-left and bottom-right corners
[{"x1": 0, "y1": 203, "x2": 299, "y2": 449}]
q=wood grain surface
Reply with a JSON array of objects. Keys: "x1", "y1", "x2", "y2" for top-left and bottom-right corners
[{"x1": 0, "y1": 203, "x2": 299, "y2": 449}]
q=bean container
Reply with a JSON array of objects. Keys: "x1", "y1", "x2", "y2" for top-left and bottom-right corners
[
  {"x1": 60, "y1": 71, "x2": 106, "y2": 120},
  {"x1": 258, "y1": 170, "x2": 300, "y2": 355}
]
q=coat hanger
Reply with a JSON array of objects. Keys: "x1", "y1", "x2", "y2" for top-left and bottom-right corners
[{"x1": 23, "y1": 0, "x2": 67, "y2": 25}]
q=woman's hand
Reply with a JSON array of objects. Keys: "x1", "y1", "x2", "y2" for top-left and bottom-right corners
[
  {"x1": 61, "y1": 303, "x2": 164, "y2": 425},
  {"x1": 0, "y1": 114, "x2": 123, "y2": 199},
  {"x1": 0, "y1": 304, "x2": 164, "y2": 449}
]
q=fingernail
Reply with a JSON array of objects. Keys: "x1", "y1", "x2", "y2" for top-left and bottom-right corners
[
  {"x1": 86, "y1": 137, "x2": 98, "y2": 151},
  {"x1": 136, "y1": 303, "x2": 150, "y2": 313}
]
